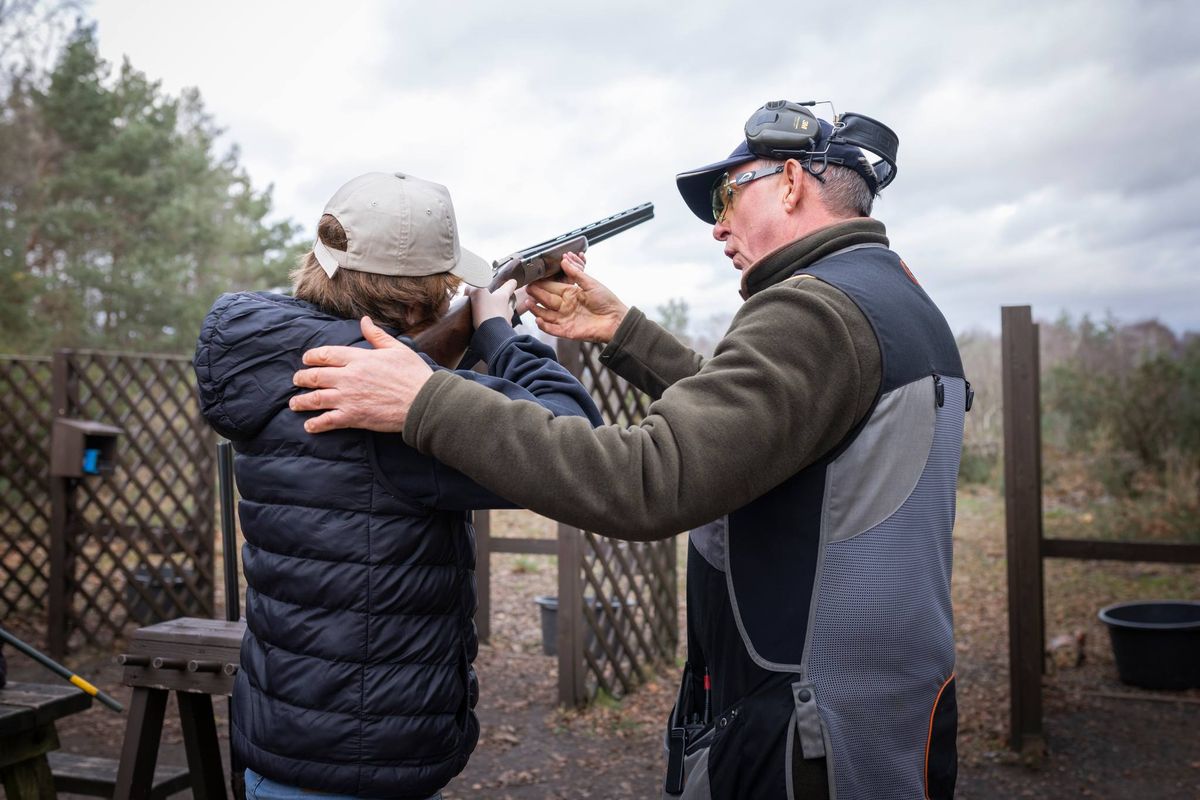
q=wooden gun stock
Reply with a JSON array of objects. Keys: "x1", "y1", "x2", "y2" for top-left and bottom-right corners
[
  {"x1": 412, "y1": 203, "x2": 653, "y2": 367},
  {"x1": 412, "y1": 298, "x2": 476, "y2": 369},
  {"x1": 411, "y1": 236, "x2": 585, "y2": 367}
]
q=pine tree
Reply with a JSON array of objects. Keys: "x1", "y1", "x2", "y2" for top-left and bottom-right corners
[{"x1": 1, "y1": 20, "x2": 303, "y2": 353}]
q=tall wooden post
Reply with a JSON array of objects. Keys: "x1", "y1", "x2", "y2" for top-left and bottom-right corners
[
  {"x1": 48, "y1": 349, "x2": 75, "y2": 658},
  {"x1": 1001, "y1": 307, "x2": 1045, "y2": 759},
  {"x1": 557, "y1": 521, "x2": 586, "y2": 708}
]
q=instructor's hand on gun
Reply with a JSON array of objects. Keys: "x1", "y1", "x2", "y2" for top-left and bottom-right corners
[
  {"x1": 521, "y1": 252, "x2": 629, "y2": 345},
  {"x1": 412, "y1": 202, "x2": 653, "y2": 367}
]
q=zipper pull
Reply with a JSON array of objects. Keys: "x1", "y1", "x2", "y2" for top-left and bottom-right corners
[
  {"x1": 965, "y1": 380, "x2": 974, "y2": 412},
  {"x1": 933, "y1": 373, "x2": 945, "y2": 408}
]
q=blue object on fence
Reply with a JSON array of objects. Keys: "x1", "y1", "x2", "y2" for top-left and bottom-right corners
[{"x1": 82, "y1": 448, "x2": 100, "y2": 474}]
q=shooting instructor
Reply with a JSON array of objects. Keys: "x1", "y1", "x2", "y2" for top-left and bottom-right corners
[{"x1": 290, "y1": 101, "x2": 968, "y2": 799}]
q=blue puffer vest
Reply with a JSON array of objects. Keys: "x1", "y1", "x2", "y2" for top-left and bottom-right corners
[{"x1": 194, "y1": 292, "x2": 600, "y2": 798}]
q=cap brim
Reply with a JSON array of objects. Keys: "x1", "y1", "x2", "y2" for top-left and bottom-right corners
[
  {"x1": 450, "y1": 247, "x2": 494, "y2": 288},
  {"x1": 675, "y1": 152, "x2": 756, "y2": 225}
]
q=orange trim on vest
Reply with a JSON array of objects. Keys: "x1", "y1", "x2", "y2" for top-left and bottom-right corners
[
  {"x1": 899, "y1": 258, "x2": 920, "y2": 286},
  {"x1": 924, "y1": 673, "x2": 955, "y2": 799}
]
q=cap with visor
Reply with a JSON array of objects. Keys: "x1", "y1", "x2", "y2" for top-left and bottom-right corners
[
  {"x1": 675, "y1": 118, "x2": 883, "y2": 225},
  {"x1": 313, "y1": 171, "x2": 493, "y2": 287}
]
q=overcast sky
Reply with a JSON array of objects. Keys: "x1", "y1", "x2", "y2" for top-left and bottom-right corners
[{"x1": 85, "y1": 0, "x2": 1200, "y2": 336}]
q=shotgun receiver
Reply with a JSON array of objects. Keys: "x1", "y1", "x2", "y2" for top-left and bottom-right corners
[{"x1": 412, "y1": 202, "x2": 654, "y2": 367}]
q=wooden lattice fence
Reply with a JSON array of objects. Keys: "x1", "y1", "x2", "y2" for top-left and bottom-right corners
[
  {"x1": 0, "y1": 349, "x2": 216, "y2": 656},
  {"x1": 0, "y1": 356, "x2": 54, "y2": 617},
  {"x1": 554, "y1": 340, "x2": 679, "y2": 706},
  {"x1": 475, "y1": 339, "x2": 680, "y2": 707}
]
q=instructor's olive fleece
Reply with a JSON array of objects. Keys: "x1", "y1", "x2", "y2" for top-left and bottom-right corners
[{"x1": 404, "y1": 219, "x2": 887, "y2": 540}]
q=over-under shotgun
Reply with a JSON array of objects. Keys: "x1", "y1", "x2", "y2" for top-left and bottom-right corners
[{"x1": 412, "y1": 202, "x2": 654, "y2": 367}]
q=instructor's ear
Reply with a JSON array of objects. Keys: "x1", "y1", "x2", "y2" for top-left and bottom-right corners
[{"x1": 782, "y1": 159, "x2": 808, "y2": 213}]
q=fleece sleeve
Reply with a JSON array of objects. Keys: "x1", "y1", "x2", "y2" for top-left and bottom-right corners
[
  {"x1": 597, "y1": 307, "x2": 707, "y2": 400},
  {"x1": 404, "y1": 278, "x2": 880, "y2": 538}
]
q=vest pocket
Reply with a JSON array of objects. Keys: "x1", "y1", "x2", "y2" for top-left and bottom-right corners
[
  {"x1": 705, "y1": 688, "x2": 794, "y2": 798},
  {"x1": 700, "y1": 703, "x2": 743, "y2": 797},
  {"x1": 925, "y1": 674, "x2": 958, "y2": 800}
]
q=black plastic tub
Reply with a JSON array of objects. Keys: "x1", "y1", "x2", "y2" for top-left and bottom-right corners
[{"x1": 1098, "y1": 601, "x2": 1200, "y2": 690}]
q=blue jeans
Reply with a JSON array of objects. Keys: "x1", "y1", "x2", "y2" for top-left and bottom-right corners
[{"x1": 244, "y1": 769, "x2": 442, "y2": 800}]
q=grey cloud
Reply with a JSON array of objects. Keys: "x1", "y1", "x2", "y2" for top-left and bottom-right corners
[
  {"x1": 89, "y1": 0, "x2": 1200, "y2": 335},
  {"x1": 376, "y1": 0, "x2": 1200, "y2": 334},
  {"x1": 373, "y1": 2, "x2": 732, "y2": 89}
]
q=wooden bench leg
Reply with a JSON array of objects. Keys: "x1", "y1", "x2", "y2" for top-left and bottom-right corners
[
  {"x1": 1, "y1": 722, "x2": 59, "y2": 800},
  {"x1": 114, "y1": 686, "x2": 169, "y2": 800},
  {"x1": 178, "y1": 692, "x2": 226, "y2": 800},
  {"x1": 2, "y1": 755, "x2": 56, "y2": 800}
]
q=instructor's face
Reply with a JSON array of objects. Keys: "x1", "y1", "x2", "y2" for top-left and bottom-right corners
[{"x1": 710, "y1": 160, "x2": 789, "y2": 276}]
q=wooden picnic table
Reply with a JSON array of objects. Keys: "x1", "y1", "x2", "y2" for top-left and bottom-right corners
[{"x1": 0, "y1": 681, "x2": 91, "y2": 799}]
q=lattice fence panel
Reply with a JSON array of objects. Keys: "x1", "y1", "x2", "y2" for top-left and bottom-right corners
[
  {"x1": 574, "y1": 341, "x2": 678, "y2": 702},
  {"x1": 0, "y1": 356, "x2": 53, "y2": 617},
  {"x1": 63, "y1": 351, "x2": 216, "y2": 649}
]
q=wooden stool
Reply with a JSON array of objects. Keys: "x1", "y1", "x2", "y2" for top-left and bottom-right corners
[
  {"x1": 113, "y1": 617, "x2": 245, "y2": 800},
  {"x1": 0, "y1": 681, "x2": 91, "y2": 800}
]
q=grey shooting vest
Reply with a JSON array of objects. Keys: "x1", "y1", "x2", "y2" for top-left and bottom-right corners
[{"x1": 666, "y1": 243, "x2": 966, "y2": 800}]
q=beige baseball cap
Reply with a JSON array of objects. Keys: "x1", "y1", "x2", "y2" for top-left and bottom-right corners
[{"x1": 312, "y1": 171, "x2": 493, "y2": 287}]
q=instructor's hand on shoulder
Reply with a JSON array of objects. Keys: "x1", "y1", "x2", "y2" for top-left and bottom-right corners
[{"x1": 291, "y1": 316, "x2": 433, "y2": 434}]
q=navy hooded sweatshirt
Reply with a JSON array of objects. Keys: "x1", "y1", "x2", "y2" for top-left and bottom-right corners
[{"x1": 193, "y1": 292, "x2": 601, "y2": 798}]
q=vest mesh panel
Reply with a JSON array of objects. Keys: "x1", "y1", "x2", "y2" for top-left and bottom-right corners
[{"x1": 806, "y1": 377, "x2": 964, "y2": 799}]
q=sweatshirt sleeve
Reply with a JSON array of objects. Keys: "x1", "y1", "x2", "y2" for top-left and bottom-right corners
[
  {"x1": 405, "y1": 278, "x2": 880, "y2": 537},
  {"x1": 597, "y1": 307, "x2": 707, "y2": 400},
  {"x1": 423, "y1": 317, "x2": 603, "y2": 510}
]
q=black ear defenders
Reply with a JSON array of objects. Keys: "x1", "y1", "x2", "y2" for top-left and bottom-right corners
[
  {"x1": 744, "y1": 101, "x2": 823, "y2": 157},
  {"x1": 743, "y1": 100, "x2": 899, "y2": 193}
]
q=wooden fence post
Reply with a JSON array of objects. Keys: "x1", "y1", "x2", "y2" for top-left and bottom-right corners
[
  {"x1": 557, "y1": 522, "x2": 585, "y2": 707},
  {"x1": 1001, "y1": 306, "x2": 1045, "y2": 759},
  {"x1": 48, "y1": 349, "x2": 75, "y2": 658},
  {"x1": 554, "y1": 337, "x2": 587, "y2": 707}
]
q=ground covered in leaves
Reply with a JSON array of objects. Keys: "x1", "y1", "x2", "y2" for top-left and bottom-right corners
[{"x1": 5, "y1": 488, "x2": 1199, "y2": 798}]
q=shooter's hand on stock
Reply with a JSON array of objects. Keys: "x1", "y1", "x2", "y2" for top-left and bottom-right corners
[
  {"x1": 521, "y1": 252, "x2": 629, "y2": 344},
  {"x1": 468, "y1": 278, "x2": 520, "y2": 328}
]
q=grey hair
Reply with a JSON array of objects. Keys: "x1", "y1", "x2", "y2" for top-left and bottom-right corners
[
  {"x1": 813, "y1": 163, "x2": 874, "y2": 218},
  {"x1": 758, "y1": 158, "x2": 875, "y2": 218}
]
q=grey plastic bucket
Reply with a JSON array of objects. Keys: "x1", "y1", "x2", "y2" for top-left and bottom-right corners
[{"x1": 533, "y1": 595, "x2": 629, "y2": 657}]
